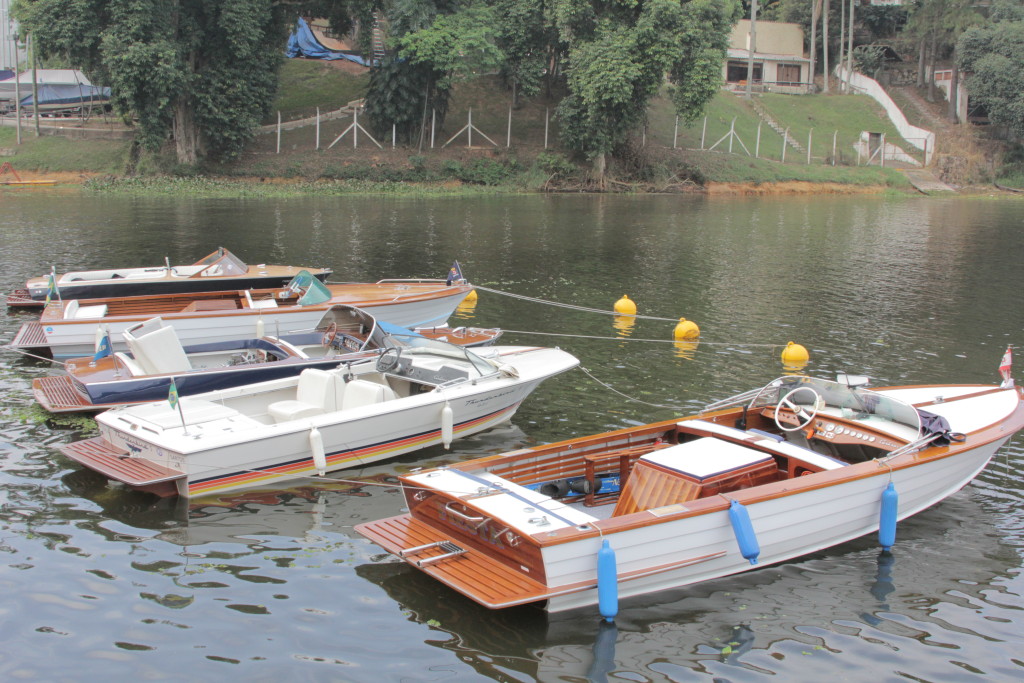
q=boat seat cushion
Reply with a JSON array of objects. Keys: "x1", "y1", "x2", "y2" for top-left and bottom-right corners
[
  {"x1": 268, "y1": 368, "x2": 345, "y2": 423},
  {"x1": 130, "y1": 325, "x2": 192, "y2": 375},
  {"x1": 341, "y1": 379, "x2": 397, "y2": 410},
  {"x1": 63, "y1": 300, "x2": 108, "y2": 319},
  {"x1": 114, "y1": 352, "x2": 146, "y2": 377}
]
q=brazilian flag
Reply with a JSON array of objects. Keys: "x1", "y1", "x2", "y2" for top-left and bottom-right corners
[{"x1": 168, "y1": 377, "x2": 180, "y2": 410}]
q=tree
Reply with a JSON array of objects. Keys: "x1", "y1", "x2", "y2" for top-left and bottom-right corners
[
  {"x1": 491, "y1": 0, "x2": 557, "y2": 107},
  {"x1": 365, "y1": 1, "x2": 504, "y2": 148},
  {"x1": 554, "y1": 0, "x2": 740, "y2": 184},
  {"x1": 958, "y1": 3, "x2": 1024, "y2": 136},
  {"x1": 16, "y1": 0, "x2": 290, "y2": 165}
]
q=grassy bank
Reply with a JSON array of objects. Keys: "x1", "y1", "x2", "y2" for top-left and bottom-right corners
[{"x1": 1, "y1": 61, "x2": 921, "y2": 194}]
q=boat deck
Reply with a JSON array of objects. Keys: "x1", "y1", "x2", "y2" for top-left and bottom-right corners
[
  {"x1": 59, "y1": 436, "x2": 185, "y2": 496},
  {"x1": 4, "y1": 289, "x2": 40, "y2": 308},
  {"x1": 357, "y1": 514, "x2": 553, "y2": 609},
  {"x1": 33, "y1": 375, "x2": 97, "y2": 412},
  {"x1": 10, "y1": 321, "x2": 48, "y2": 349}
]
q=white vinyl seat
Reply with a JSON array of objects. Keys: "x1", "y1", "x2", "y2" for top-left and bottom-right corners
[
  {"x1": 125, "y1": 324, "x2": 192, "y2": 375},
  {"x1": 113, "y1": 352, "x2": 146, "y2": 377},
  {"x1": 341, "y1": 379, "x2": 397, "y2": 410},
  {"x1": 245, "y1": 290, "x2": 279, "y2": 309},
  {"x1": 63, "y1": 300, "x2": 108, "y2": 319},
  {"x1": 268, "y1": 369, "x2": 344, "y2": 424}
]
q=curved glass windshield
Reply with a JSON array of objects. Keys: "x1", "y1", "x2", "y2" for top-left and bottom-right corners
[
  {"x1": 751, "y1": 376, "x2": 922, "y2": 432},
  {"x1": 381, "y1": 333, "x2": 497, "y2": 379}
]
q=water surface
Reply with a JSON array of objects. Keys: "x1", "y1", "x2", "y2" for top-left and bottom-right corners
[{"x1": 0, "y1": 191, "x2": 1022, "y2": 681}]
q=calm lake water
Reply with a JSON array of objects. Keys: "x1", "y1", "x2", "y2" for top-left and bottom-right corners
[{"x1": 1, "y1": 190, "x2": 1023, "y2": 681}]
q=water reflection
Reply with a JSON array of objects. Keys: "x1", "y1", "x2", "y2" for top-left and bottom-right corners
[{"x1": 2, "y1": 193, "x2": 1024, "y2": 679}]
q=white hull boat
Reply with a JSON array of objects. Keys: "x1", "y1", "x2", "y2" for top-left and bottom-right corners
[
  {"x1": 61, "y1": 333, "x2": 579, "y2": 499},
  {"x1": 10, "y1": 270, "x2": 473, "y2": 359},
  {"x1": 7, "y1": 247, "x2": 331, "y2": 308},
  {"x1": 356, "y1": 369, "x2": 1024, "y2": 615}
]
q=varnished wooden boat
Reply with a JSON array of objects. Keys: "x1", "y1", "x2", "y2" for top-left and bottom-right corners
[
  {"x1": 33, "y1": 305, "x2": 502, "y2": 412},
  {"x1": 6, "y1": 248, "x2": 331, "y2": 308},
  {"x1": 9, "y1": 269, "x2": 474, "y2": 359},
  {"x1": 60, "y1": 335, "x2": 579, "y2": 499},
  {"x1": 356, "y1": 371, "x2": 1024, "y2": 615}
]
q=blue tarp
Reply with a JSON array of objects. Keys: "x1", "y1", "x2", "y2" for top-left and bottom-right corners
[
  {"x1": 0, "y1": 70, "x2": 13, "y2": 82},
  {"x1": 286, "y1": 18, "x2": 369, "y2": 66},
  {"x1": 19, "y1": 83, "x2": 111, "y2": 108}
]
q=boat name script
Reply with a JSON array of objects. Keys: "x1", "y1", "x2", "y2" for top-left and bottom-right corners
[{"x1": 464, "y1": 389, "x2": 516, "y2": 407}]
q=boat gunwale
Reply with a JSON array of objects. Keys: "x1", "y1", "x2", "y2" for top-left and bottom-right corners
[{"x1": 397, "y1": 385, "x2": 1024, "y2": 549}]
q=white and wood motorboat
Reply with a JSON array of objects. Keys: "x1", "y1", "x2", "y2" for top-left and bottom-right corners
[
  {"x1": 60, "y1": 333, "x2": 579, "y2": 499},
  {"x1": 9, "y1": 268, "x2": 474, "y2": 359},
  {"x1": 6, "y1": 247, "x2": 332, "y2": 308},
  {"x1": 355, "y1": 370, "x2": 1024, "y2": 615},
  {"x1": 32, "y1": 305, "x2": 502, "y2": 412}
]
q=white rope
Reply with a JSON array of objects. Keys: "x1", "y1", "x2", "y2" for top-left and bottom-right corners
[
  {"x1": 4, "y1": 346, "x2": 67, "y2": 366},
  {"x1": 578, "y1": 365, "x2": 680, "y2": 410},
  {"x1": 500, "y1": 328, "x2": 784, "y2": 349},
  {"x1": 472, "y1": 284, "x2": 679, "y2": 322}
]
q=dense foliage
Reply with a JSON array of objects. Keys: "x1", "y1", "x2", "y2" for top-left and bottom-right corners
[
  {"x1": 15, "y1": 0, "x2": 296, "y2": 165},
  {"x1": 958, "y1": 1, "x2": 1024, "y2": 136}
]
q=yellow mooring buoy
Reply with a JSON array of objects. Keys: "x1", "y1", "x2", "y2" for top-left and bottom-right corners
[
  {"x1": 780, "y1": 341, "x2": 810, "y2": 367},
  {"x1": 673, "y1": 317, "x2": 700, "y2": 340},
  {"x1": 464, "y1": 288, "x2": 478, "y2": 302},
  {"x1": 613, "y1": 295, "x2": 637, "y2": 315}
]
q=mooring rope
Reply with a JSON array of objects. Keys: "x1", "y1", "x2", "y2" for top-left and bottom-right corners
[
  {"x1": 4, "y1": 346, "x2": 66, "y2": 366},
  {"x1": 472, "y1": 284, "x2": 679, "y2": 322},
  {"x1": 474, "y1": 285, "x2": 792, "y2": 350},
  {"x1": 578, "y1": 365, "x2": 680, "y2": 409}
]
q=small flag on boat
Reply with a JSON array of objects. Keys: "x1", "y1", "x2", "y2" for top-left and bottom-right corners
[
  {"x1": 446, "y1": 260, "x2": 464, "y2": 286},
  {"x1": 1000, "y1": 346, "x2": 1014, "y2": 387},
  {"x1": 45, "y1": 272, "x2": 59, "y2": 305},
  {"x1": 93, "y1": 326, "x2": 112, "y2": 362},
  {"x1": 168, "y1": 377, "x2": 180, "y2": 410}
]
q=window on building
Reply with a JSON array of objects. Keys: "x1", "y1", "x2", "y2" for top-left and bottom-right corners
[{"x1": 727, "y1": 60, "x2": 762, "y2": 83}]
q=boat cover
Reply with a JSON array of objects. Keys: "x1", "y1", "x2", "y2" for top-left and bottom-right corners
[{"x1": 286, "y1": 18, "x2": 369, "y2": 66}]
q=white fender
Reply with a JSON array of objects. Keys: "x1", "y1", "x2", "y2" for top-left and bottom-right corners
[
  {"x1": 255, "y1": 315, "x2": 265, "y2": 338},
  {"x1": 441, "y1": 402, "x2": 454, "y2": 449},
  {"x1": 309, "y1": 426, "x2": 326, "y2": 476}
]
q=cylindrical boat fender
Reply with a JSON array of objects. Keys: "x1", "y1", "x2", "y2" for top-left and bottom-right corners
[
  {"x1": 441, "y1": 402, "x2": 454, "y2": 449},
  {"x1": 255, "y1": 315, "x2": 265, "y2": 338},
  {"x1": 728, "y1": 500, "x2": 760, "y2": 565},
  {"x1": 597, "y1": 539, "x2": 618, "y2": 622},
  {"x1": 309, "y1": 426, "x2": 326, "y2": 476},
  {"x1": 879, "y1": 482, "x2": 898, "y2": 551}
]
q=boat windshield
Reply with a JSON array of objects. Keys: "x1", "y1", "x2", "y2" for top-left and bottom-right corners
[
  {"x1": 381, "y1": 333, "x2": 497, "y2": 379},
  {"x1": 193, "y1": 249, "x2": 248, "y2": 277},
  {"x1": 750, "y1": 375, "x2": 923, "y2": 433}
]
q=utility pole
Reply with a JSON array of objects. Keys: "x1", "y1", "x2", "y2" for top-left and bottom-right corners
[{"x1": 745, "y1": 0, "x2": 757, "y2": 99}]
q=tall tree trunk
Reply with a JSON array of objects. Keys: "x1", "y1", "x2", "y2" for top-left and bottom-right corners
[
  {"x1": 947, "y1": 62, "x2": 959, "y2": 123},
  {"x1": 173, "y1": 97, "x2": 200, "y2": 165},
  {"x1": 917, "y1": 37, "x2": 926, "y2": 88},
  {"x1": 926, "y1": 29, "x2": 938, "y2": 103},
  {"x1": 592, "y1": 153, "x2": 606, "y2": 190}
]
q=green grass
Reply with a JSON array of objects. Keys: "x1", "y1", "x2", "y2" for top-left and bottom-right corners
[
  {"x1": 267, "y1": 60, "x2": 370, "y2": 123},
  {"x1": 0, "y1": 126, "x2": 130, "y2": 174}
]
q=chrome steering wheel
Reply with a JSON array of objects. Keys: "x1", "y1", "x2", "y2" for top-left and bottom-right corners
[{"x1": 774, "y1": 386, "x2": 822, "y2": 432}]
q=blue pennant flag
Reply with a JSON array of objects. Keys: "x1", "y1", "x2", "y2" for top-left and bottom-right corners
[
  {"x1": 93, "y1": 327, "x2": 112, "y2": 362},
  {"x1": 446, "y1": 260, "x2": 464, "y2": 286},
  {"x1": 168, "y1": 377, "x2": 180, "y2": 410}
]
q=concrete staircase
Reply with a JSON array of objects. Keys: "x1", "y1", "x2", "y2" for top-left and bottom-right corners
[{"x1": 747, "y1": 96, "x2": 805, "y2": 154}]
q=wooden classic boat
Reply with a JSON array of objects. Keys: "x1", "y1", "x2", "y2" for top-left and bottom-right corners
[
  {"x1": 9, "y1": 269, "x2": 474, "y2": 359},
  {"x1": 6, "y1": 248, "x2": 332, "y2": 308},
  {"x1": 32, "y1": 305, "x2": 502, "y2": 412},
  {"x1": 60, "y1": 333, "x2": 579, "y2": 498},
  {"x1": 355, "y1": 373, "x2": 1024, "y2": 615}
]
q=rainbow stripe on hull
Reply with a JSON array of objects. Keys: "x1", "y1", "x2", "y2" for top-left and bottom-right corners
[{"x1": 185, "y1": 403, "x2": 521, "y2": 497}]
